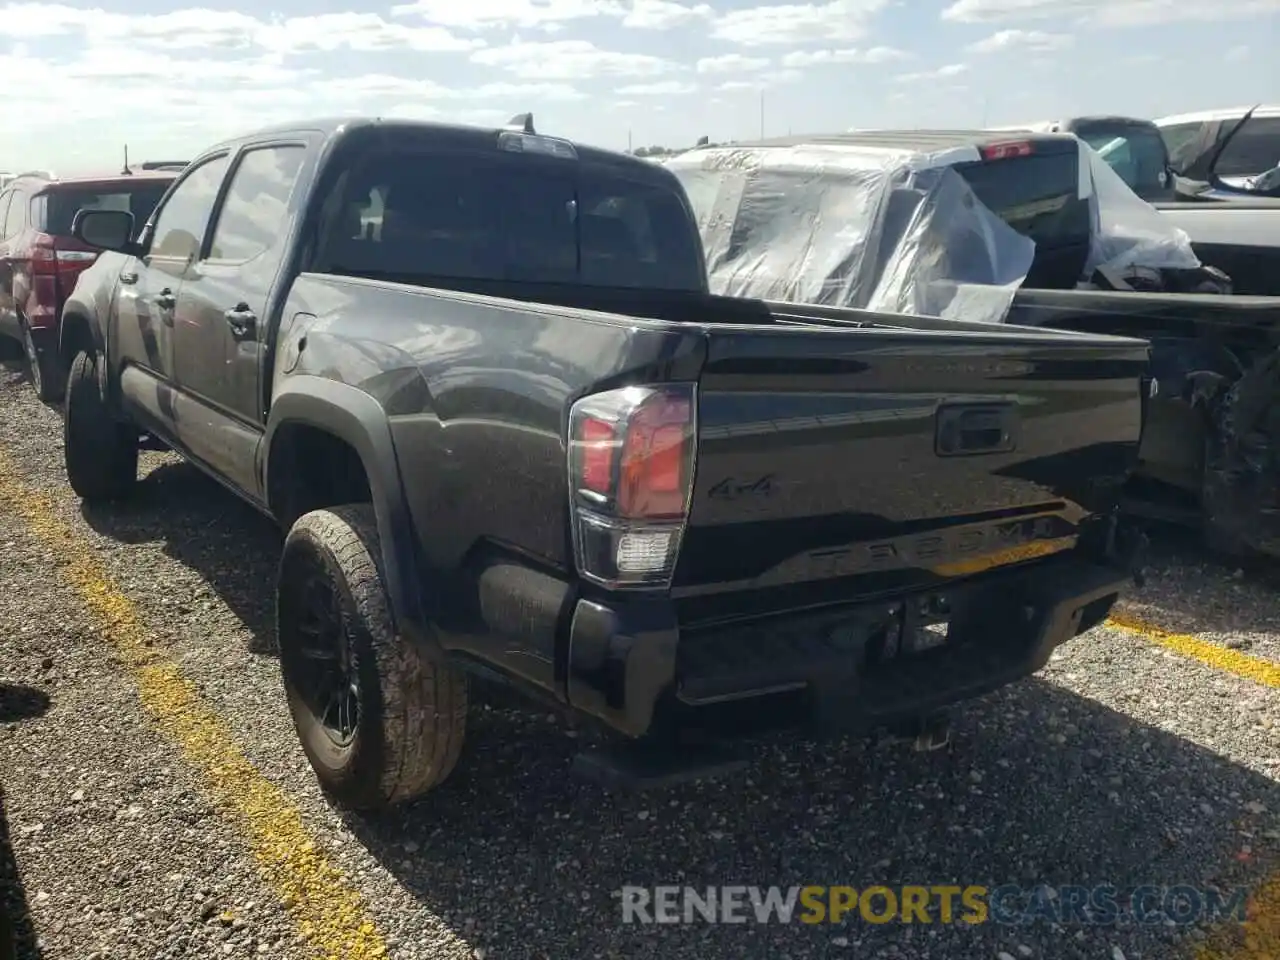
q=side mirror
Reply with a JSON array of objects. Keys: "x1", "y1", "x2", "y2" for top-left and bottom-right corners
[{"x1": 72, "y1": 208, "x2": 140, "y2": 255}]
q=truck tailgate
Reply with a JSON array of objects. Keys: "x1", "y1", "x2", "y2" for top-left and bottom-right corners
[{"x1": 673, "y1": 325, "x2": 1148, "y2": 613}]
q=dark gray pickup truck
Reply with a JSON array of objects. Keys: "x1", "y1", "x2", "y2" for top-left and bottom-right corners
[{"x1": 59, "y1": 115, "x2": 1147, "y2": 808}]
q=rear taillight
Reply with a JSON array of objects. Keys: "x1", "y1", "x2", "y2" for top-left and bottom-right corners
[
  {"x1": 29, "y1": 234, "x2": 96, "y2": 275},
  {"x1": 30, "y1": 235, "x2": 57, "y2": 275},
  {"x1": 567, "y1": 383, "x2": 697, "y2": 589},
  {"x1": 980, "y1": 140, "x2": 1034, "y2": 160}
]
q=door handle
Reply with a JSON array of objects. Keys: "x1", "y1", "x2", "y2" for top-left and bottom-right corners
[
  {"x1": 935, "y1": 403, "x2": 1019, "y2": 456},
  {"x1": 120, "y1": 272, "x2": 138, "y2": 285},
  {"x1": 155, "y1": 288, "x2": 176, "y2": 309},
  {"x1": 224, "y1": 303, "x2": 257, "y2": 339}
]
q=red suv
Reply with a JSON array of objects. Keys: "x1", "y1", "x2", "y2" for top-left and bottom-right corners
[{"x1": 0, "y1": 169, "x2": 178, "y2": 400}]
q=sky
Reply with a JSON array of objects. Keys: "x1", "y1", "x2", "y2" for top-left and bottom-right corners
[{"x1": 0, "y1": 0, "x2": 1276, "y2": 175}]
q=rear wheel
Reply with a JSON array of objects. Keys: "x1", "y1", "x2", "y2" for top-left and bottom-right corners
[
  {"x1": 22, "y1": 321, "x2": 63, "y2": 403},
  {"x1": 277, "y1": 504, "x2": 468, "y2": 810},
  {"x1": 63, "y1": 349, "x2": 138, "y2": 502}
]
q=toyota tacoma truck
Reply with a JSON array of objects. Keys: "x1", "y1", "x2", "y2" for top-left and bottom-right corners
[{"x1": 59, "y1": 114, "x2": 1147, "y2": 809}]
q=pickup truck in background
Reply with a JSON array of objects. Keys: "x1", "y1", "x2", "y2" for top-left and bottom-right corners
[
  {"x1": 990, "y1": 112, "x2": 1280, "y2": 297},
  {"x1": 667, "y1": 130, "x2": 1280, "y2": 559},
  {"x1": 61, "y1": 114, "x2": 1147, "y2": 808},
  {"x1": 989, "y1": 115, "x2": 1179, "y2": 202}
]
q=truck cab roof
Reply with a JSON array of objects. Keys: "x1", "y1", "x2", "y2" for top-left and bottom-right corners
[{"x1": 197, "y1": 115, "x2": 674, "y2": 186}]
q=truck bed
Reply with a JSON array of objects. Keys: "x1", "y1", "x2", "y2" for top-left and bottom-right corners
[{"x1": 298, "y1": 271, "x2": 1147, "y2": 622}]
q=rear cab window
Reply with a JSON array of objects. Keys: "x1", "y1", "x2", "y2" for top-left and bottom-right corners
[
  {"x1": 41, "y1": 180, "x2": 172, "y2": 238},
  {"x1": 949, "y1": 141, "x2": 1091, "y2": 249},
  {"x1": 315, "y1": 133, "x2": 705, "y2": 292}
]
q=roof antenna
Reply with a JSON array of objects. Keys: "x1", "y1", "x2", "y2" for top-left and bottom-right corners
[
  {"x1": 505, "y1": 112, "x2": 536, "y2": 134},
  {"x1": 121, "y1": 144, "x2": 131, "y2": 176}
]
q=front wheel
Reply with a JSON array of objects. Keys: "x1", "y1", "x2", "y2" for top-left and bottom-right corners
[
  {"x1": 63, "y1": 350, "x2": 138, "y2": 503},
  {"x1": 277, "y1": 504, "x2": 468, "y2": 810}
]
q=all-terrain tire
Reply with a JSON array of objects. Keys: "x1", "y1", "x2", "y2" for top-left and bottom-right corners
[
  {"x1": 277, "y1": 504, "x2": 468, "y2": 810},
  {"x1": 63, "y1": 349, "x2": 138, "y2": 503},
  {"x1": 22, "y1": 321, "x2": 64, "y2": 403}
]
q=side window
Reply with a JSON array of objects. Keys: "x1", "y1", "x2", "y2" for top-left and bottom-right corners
[
  {"x1": 0, "y1": 192, "x2": 13, "y2": 240},
  {"x1": 1160, "y1": 122, "x2": 1205, "y2": 174},
  {"x1": 1216, "y1": 117, "x2": 1280, "y2": 178},
  {"x1": 149, "y1": 154, "x2": 232, "y2": 261},
  {"x1": 2, "y1": 189, "x2": 26, "y2": 239},
  {"x1": 207, "y1": 145, "x2": 305, "y2": 262}
]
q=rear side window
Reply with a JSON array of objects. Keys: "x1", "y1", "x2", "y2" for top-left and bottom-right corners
[
  {"x1": 2, "y1": 189, "x2": 26, "y2": 239},
  {"x1": 1216, "y1": 117, "x2": 1280, "y2": 178},
  {"x1": 45, "y1": 183, "x2": 170, "y2": 237},
  {"x1": 319, "y1": 149, "x2": 703, "y2": 291},
  {"x1": 207, "y1": 145, "x2": 305, "y2": 262},
  {"x1": 951, "y1": 152, "x2": 1091, "y2": 247}
]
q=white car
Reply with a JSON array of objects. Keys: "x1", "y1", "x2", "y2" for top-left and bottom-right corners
[{"x1": 1154, "y1": 104, "x2": 1280, "y2": 191}]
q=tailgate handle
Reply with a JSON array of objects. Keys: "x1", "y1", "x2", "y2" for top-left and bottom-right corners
[{"x1": 935, "y1": 404, "x2": 1018, "y2": 456}]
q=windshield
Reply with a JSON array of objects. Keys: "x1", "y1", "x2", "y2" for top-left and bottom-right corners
[
  {"x1": 1075, "y1": 124, "x2": 1170, "y2": 199},
  {"x1": 317, "y1": 148, "x2": 704, "y2": 292},
  {"x1": 45, "y1": 182, "x2": 171, "y2": 237}
]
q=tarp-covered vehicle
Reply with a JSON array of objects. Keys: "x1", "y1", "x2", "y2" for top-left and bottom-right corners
[{"x1": 667, "y1": 130, "x2": 1280, "y2": 559}]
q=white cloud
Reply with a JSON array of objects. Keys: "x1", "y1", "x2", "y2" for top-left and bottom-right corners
[
  {"x1": 470, "y1": 38, "x2": 675, "y2": 79},
  {"x1": 712, "y1": 0, "x2": 890, "y2": 47},
  {"x1": 0, "y1": 4, "x2": 482, "y2": 52},
  {"x1": 715, "y1": 69, "x2": 801, "y2": 91},
  {"x1": 390, "y1": 0, "x2": 621, "y2": 31},
  {"x1": 941, "y1": 0, "x2": 1280, "y2": 27},
  {"x1": 615, "y1": 79, "x2": 697, "y2": 95},
  {"x1": 965, "y1": 28, "x2": 1072, "y2": 53},
  {"x1": 780, "y1": 45, "x2": 910, "y2": 67},
  {"x1": 696, "y1": 53, "x2": 770, "y2": 73},
  {"x1": 622, "y1": 0, "x2": 713, "y2": 28},
  {"x1": 388, "y1": 0, "x2": 712, "y2": 31},
  {"x1": 1225, "y1": 44, "x2": 1250, "y2": 62},
  {"x1": 894, "y1": 63, "x2": 968, "y2": 83}
]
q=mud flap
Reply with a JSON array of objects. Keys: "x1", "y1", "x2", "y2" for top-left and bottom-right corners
[{"x1": 1201, "y1": 349, "x2": 1280, "y2": 558}]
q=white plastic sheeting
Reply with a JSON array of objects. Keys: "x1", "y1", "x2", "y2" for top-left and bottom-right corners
[
  {"x1": 666, "y1": 137, "x2": 1201, "y2": 324},
  {"x1": 1083, "y1": 144, "x2": 1201, "y2": 274}
]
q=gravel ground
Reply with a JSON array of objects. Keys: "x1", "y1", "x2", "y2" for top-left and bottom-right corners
[{"x1": 1, "y1": 357, "x2": 1278, "y2": 960}]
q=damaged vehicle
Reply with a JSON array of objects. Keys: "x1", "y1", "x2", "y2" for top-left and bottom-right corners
[
  {"x1": 60, "y1": 114, "x2": 1148, "y2": 803},
  {"x1": 992, "y1": 110, "x2": 1280, "y2": 296},
  {"x1": 1156, "y1": 104, "x2": 1280, "y2": 197},
  {"x1": 666, "y1": 129, "x2": 1280, "y2": 559},
  {"x1": 1152, "y1": 105, "x2": 1280, "y2": 298}
]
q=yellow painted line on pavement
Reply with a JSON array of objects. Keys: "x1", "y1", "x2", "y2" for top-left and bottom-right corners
[
  {"x1": 0, "y1": 454, "x2": 388, "y2": 959},
  {"x1": 1196, "y1": 875, "x2": 1280, "y2": 960},
  {"x1": 1105, "y1": 611, "x2": 1280, "y2": 691},
  {"x1": 1101, "y1": 611, "x2": 1280, "y2": 960}
]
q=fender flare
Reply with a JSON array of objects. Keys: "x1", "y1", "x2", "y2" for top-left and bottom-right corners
[
  {"x1": 58, "y1": 295, "x2": 106, "y2": 366},
  {"x1": 263, "y1": 376, "x2": 433, "y2": 652}
]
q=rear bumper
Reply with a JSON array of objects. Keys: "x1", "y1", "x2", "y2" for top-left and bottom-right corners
[{"x1": 564, "y1": 518, "x2": 1145, "y2": 740}]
